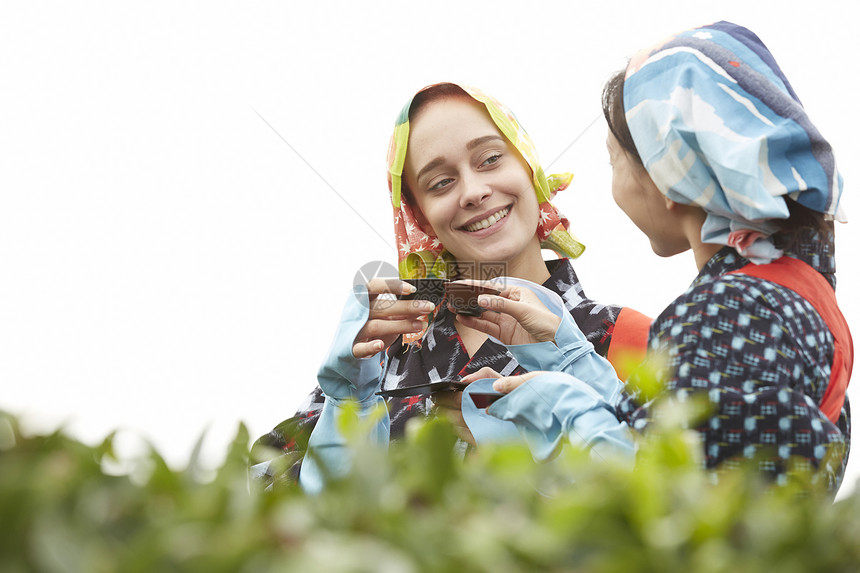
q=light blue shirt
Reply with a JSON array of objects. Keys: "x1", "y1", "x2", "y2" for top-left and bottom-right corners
[{"x1": 257, "y1": 279, "x2": 634, "y2": 493}]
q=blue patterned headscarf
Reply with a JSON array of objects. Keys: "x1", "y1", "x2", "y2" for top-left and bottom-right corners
[{"x1": 623, "y1": 21, "x2": 846, "y2": 264}]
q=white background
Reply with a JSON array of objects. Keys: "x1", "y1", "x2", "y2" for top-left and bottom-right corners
[{"x1": 2, "y1": 1, "x2": 858, "y2": 496}]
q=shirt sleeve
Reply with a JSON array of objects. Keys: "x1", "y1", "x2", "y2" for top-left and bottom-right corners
[
  {"x1": 470, "y1": 278, "x2": 633, "y2": 462},
  {"x1": 299, "y1": 394, "x2": 389, "y2": 494},
  {"x1": 484, "y1": 372, "x2": 635, "y2": 463},
  {"x1": 250, "y1": 286, "x2": 390, "y2": 492},
  {"x1": 497, "y1": 277, "x2": 627, "y2": 405}
]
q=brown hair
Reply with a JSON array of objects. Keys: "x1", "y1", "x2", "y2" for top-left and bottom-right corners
[
  {"x1": 773, "y1": 198, "x2": 834, "y2": 253},
  {"x1": 408, "y1": 83, "x2": 472, "y2": 121},
  {"x1": 601, "y1": 69, "x2": 642, "y2": 165}
]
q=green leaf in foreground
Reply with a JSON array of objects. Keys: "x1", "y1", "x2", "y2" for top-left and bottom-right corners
[{"x1": 0, "y1": 408, "x2": 858, "y2": 572}]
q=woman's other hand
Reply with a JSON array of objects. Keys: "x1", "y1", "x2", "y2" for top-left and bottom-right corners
[
  {"x1": 492, "y1": 371, "x2": 544, "y2": 394},
  {"x1": 453, "y1": 282, "x2": 561, "y2": 346},
  {"x1": 352, "y1": 278, "x2": 435, "y2": 358},
  {"x1": 432, "y1": 367, "x2": 502, "y2": 446}
]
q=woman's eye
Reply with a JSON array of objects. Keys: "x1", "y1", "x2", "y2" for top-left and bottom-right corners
[
  {"x1": 482, "y1": 154, "x2": 501, "y2": 167},
  {"x1": 430, "y1": 178, "x2": 453, "y2": 191}
]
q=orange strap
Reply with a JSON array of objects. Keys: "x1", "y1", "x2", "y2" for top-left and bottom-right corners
[
  {"x1": 607, "y1": 307, "x2": 653, "y2": 382},
  {"x1": 730, "y1": 257, "x2": 853, "y2": 425}
]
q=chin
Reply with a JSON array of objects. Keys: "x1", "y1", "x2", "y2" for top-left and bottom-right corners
[
  {"x1": 649, "y1": 241, "x2": 675, "y2": 258},
  {"x1": 650, "y1": 240, "x2": 690, "y2": 259}
]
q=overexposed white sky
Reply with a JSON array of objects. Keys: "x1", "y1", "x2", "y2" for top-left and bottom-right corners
[{"x1": 2, "y1": 1, "x2": 858, "y2": 495}]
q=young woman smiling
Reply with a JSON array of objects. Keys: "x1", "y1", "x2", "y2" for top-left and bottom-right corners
[
  {"x1": 252, "y1": 83, "x2": 651, "y2": 491},
  {"x1": 402, "y1": 96, "x2": 549, "y2": 284}
]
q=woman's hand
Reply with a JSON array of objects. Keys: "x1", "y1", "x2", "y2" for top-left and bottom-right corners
[
  {"x1": 492, "y1": 370, "x2": 545, "y2": 394},
  {"x1": 452, "y1": 282, "x2": 561, "y2": 346},
  {"x1": 432, "y1": 367, "x2": 502, "y2": 446},
  {"x1": 352, "y1": 278, "x2": 436, "y2": 358}
]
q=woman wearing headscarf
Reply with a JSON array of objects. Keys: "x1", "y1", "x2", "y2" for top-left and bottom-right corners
[
  {"x1": 485, "y1": 21, "x2": 851, "y2": 491},
  {"x1": 252, "y1": 83, "x2": 650, "y2": 492}
]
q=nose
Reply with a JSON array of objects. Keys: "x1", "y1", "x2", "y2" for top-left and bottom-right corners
[{"x1": 458, "y1": 172, "x2": 491, "y2": 208}]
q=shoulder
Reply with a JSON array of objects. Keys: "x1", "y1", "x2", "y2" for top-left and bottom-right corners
[
  {"x1": 653, "y1": 270, "x2": 828, "y2": 356},
  {"x1": 543, "y1": 259, "x2": 625, "y2": 357},
  {"x1": 661, "y1": 272, "x2": 750, "y2": 318}
]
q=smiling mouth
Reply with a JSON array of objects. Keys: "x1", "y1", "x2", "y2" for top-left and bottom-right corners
[{"x1": 463, "y1": 207, "x2": 511, "y2": 232}]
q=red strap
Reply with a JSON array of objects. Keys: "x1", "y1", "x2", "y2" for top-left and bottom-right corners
[
  {"x1": 607, "y1": 307, "x2": 653, "y2": 382},
  {"x1": 730, "y1": 257, "x2": 853, "y2": 424}
]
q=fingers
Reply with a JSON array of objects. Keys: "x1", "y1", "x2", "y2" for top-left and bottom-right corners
[
  {"x1": 493, "y1": 371, "x2": 544, "y2": 393},
  {"x1": 452, "y1": 311, "x2": 503, "y2": 339},
  {"x1": 454, "y1": 288, "x2": 537, "y2": 326},
  {"x1": 365, "y1": 277, "x2": 414, "y2": 297},
  {"x1": 447, "y1": 278, "x2": 496, "y2": 288},
  {"x1": 354, "y1": 297, "x2": 436, "y2": 358},
  {"x1": 451, "y1": 425, "x2": 476, "y2": 446},
  {"x1": 460, "y1": 367, "x2": 502, "y2": 384},
  {"x1": 352, "y1": 316, "x2": 427, "y2": 358},
  {"x1": 431, "y1": 390, "x2": 461, "y2": 409},
  {"x1": 437, "y1": 407, "x2": 476, "y2": 445},
  {"x1": 360, "y1": 315, "x2": 427, "y2": 340},
  {"x1": 350, "y1": 277, "x2": 439, "y2": 359},
  {"x1": 493, "y1": 375, "x2": 523, "y2": 394},
  {"x1": 352, "y1": 339, "x2": 385, "y2": 359},
  {"x1": 476, "y1": 291, "x2": 531, "y2": 322},
  {"x1": 431, "y1": 392, "x2": 476, "y2": 446},
  {"x1": 478, "y1": 288, "x2": 559, "y2": 344},
  {"x1": 373, "y1": 298, "x2": 435, "y2": 318}
]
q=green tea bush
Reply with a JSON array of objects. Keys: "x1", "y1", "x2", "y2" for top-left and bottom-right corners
[{"x1": 1, "y1": 408, "x2": 858, "y2": 573}]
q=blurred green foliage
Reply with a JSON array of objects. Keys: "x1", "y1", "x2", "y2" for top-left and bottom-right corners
[{"x1": 1, "y1": 408, "x2": 858, "y2": 573}]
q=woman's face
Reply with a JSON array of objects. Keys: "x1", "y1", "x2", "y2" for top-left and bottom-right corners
[
  {"x1": 404, "y1": 97, "x2": 541, "y2": 272},
  {"x1": 606, "y1": 130, "x2": 689, "y2": 257}
]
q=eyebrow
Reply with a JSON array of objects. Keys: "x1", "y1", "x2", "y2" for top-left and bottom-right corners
[
  {"x1": 466, "y1": 134, "x2": 505, "y2": 150},
  {"x1": 416, "y1": 157, "x2": 445, "y2": 184},
  {"x1": 415, "y1": 135, "x2": 507, "y2": 183}
]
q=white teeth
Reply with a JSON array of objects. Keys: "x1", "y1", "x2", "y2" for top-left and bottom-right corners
[{"x1": 465, "y1": 207, "x2": 510, "y2": 232}]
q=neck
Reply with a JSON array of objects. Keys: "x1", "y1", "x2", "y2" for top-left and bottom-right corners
[
  {"x1": 683, "y1": 210, "x2": 722, "y2": 271},
  {"x1": 458, "y1": 239, "x2": 551, "y2": 284},
  {"x1": 692, "y1": 242, "x2": 723, "y2": 271},
  {"x1": 507, "y1": 257, "x2": 552, "y2": 284}
]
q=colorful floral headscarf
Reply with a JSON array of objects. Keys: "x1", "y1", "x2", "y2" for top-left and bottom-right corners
[
  {"x1": 624, "y1": 21, "x2": 846, "y2": 264},
  {"x1": 387, "y1": 83, "x2": 585, "y2": 279}
]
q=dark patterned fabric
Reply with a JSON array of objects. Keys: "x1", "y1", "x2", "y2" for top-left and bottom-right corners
[
  {"x1": 617, "y1": 227, "x2": 850, "y2": 489},
  {"x1": 253, "y1": 259, "x2": 623, "y2": 484}
]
